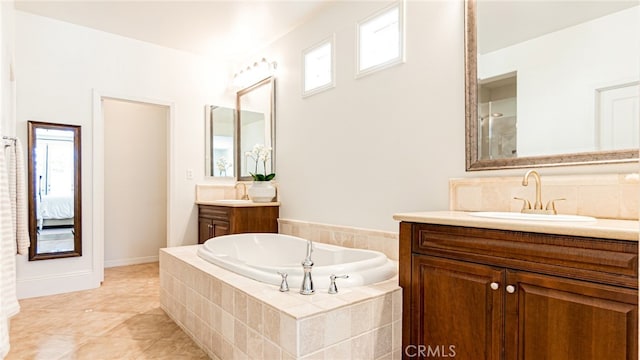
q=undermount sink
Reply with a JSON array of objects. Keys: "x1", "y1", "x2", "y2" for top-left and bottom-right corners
[
  {"x1": 469, "y1": 211, "x2": 596, "y2": 222},
  {"x1": 212, "y1": 199, "x2": 253, "y2": 204}
]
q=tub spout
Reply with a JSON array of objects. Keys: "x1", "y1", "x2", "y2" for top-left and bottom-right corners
[{"x1": 300, "y1": 240, "x2": 315, "y2": 295}]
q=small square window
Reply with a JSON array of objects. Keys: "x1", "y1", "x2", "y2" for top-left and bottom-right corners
[
  {"x1": 356, "y1": 1, "x2": 405, "y2": 78},
  {"x1": 302, "y1": 36, "x2": 335, "y2": 97}
]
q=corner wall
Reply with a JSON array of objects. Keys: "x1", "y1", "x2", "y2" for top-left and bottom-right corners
[{"x1": 14, "y1": 11, "x2": 223, "y2": 297}]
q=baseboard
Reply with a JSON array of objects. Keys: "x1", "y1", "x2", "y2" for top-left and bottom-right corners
[
  {"x1": 17, "y1": 270, "x2": 99, "y2": 299},
  {"x1": 104, "y1": 255, "x2": 159, "y2": 268}
]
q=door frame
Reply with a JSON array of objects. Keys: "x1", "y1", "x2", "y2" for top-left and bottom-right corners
[{"x1": 92, "y1": 90, "x2": 175, "y2": 282}]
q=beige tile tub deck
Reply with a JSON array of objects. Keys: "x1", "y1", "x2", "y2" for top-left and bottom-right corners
[{"x1": 160, "y1": 245, "x2": 402, "y2": 360}]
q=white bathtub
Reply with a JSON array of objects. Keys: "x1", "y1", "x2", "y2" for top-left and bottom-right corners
[{"x1": 196, "y1": 233, "x2": 397, "y2": 290}]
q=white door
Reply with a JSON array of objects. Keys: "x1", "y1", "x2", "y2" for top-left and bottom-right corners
[{"x1": 597, "y1": 82, "x2": 639, "y2": 150}]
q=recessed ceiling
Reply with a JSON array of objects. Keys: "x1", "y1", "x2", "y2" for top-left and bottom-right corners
[{"x1": 14, "y1": 0, "x2": 331, "y2": 61}]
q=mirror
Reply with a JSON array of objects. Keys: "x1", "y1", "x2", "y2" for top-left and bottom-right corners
[
  {"x1": 205, "y1": 105, "x2": 235, "y2": 177},
  {"x1": 27, "y1": 121, "x2": 81, "y2": 260},
  {"x1": 237, "y1": 77, "x2": 275, "y2": 180},
  {"x1": 466, "y1": 0, "x2": 639, "y2": 170}
]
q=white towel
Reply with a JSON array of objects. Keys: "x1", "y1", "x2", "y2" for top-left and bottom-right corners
[
  {"x1": 6, "y1": 139, "x2": 29, "y2": 255},
  {"x1": 0, "y1": 141, "x2": 19, "y2": 359}
]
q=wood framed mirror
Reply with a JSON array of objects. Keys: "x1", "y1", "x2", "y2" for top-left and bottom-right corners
[
  {"x1": 204, "y1": 105, "x2": 235, "y2": 178},
  {"x1": 236, "y1": 76, "x2": 276, "y2": 180},
  {"x1": 465, "y1": 0, "x2": 639, "y2": 171},
  {"x1": 27, "y1": 121, "x2": 82, "y2": 260}
]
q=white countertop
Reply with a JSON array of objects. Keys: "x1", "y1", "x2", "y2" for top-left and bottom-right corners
[
  {"x1": 393, "y1": 211, "x2": 639, "y2": 241},
  {"x1": 196, "y1": 200, "x2": 280, "y2": 207}
]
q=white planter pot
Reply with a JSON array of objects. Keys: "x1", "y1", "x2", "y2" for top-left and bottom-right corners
[{"x1": 248, "y1": 181, "x2": 276, "y2": 202}]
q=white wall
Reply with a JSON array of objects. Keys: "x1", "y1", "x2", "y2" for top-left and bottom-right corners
[
  {"x1": 14, "y1": 11, "x2": 223, "y2": 298},
  {"x1": 479, "y1": 6, "x2": 640, "y2": 157},
  {"x1": 12, "y1": 0, "x2": 638, "y2": 299},
  {"x1": 1, "y1": 0, "x2": 15, "y2": 136},
  {"x1": 241, "y1": 0, "x2": 467, "y2": 232},
  {"x1": 103, "y1": 99, "x2": 168, "y2": 267}
]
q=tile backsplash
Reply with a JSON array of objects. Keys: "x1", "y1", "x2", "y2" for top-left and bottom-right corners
[{"x1": 450, "y1": 173, "x2": 639, "y2": 220}]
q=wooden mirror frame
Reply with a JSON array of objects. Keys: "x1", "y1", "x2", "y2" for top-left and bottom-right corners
[
  {"x1": 464, "y1": 0, "x2": 639, "y2": 171},
  {"x1": 27, "y1": 121, "x2": 82, "y2": 260}
]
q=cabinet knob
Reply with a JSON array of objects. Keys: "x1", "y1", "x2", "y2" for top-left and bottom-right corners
[
  {"x1": 490, "y1": 282, "x2": 500, "y2": 290},
  {"x1": 506, "y1": 285, "x2": 516, "y2": 294}
]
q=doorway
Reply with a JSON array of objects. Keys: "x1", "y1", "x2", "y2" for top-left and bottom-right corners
[{"x1": 102, "y1": 98, "x2": 169, "y2": 267}]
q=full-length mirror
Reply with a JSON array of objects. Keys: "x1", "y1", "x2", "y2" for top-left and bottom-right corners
[
  {"x1": 205, "y1": 105, "x2": 235, "y2": 177},
  {"x1": 27, "y1": 121, "x2": 81, "y2": 260},
  {"x1": 237, "y1": 76, "x2": 275, "y2": 180},
  {"x1": 466, "y1": 0, "x2": 639, "y2": 170}
]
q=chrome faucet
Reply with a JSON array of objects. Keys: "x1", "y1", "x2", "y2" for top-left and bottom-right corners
[
  {"x1": 300, "y1": 239, "x2": 315, "y2": 295},
  {"x1": 235, "y1": 183, "x2": 249, "y2": 200},
  {"x1": 516, "y1": 170, "x2": 564, "y2": 214}
]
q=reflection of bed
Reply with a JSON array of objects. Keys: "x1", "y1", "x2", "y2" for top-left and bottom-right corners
[{"x1": 37, "y1": 194, "x2": 74, "y2": 230}]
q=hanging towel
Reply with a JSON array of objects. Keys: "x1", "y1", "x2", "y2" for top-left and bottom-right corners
[
  {"x1": 5, "y1": 138, "x2": 29, "y2": 255},
  {"x1": 0, "y1": 140, "x2": 19, "y2": 359}
]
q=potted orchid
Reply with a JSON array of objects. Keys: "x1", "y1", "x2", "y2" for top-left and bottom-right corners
[
  {"x1": 245, "y1": 144, "x2": 275, "y2": 181},
  {"x1": 245, "y1": 144, "x2": 276, "y2": 202}
]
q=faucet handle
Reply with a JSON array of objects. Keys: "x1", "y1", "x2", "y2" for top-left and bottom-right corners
[
  {"x1": 514, "y1": 197, "x2": 531, "y2": 212},
  {"x1": 545, "y1": 198, "x2": 566, "y2": 214},
  {"x1": 277, "y1": 272, "x2": 289, "y2": 292},
  {"x1": 328, "y1": 274, "x2": 349, "y2": 294}
]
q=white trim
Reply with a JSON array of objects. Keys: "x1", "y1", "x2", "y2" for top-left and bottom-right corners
[
  {"x1": 104, "y1": 255, "x2": 159, "y2": 268},
  {"x1": 17, "y1": 270, "x2": 95, "y2": 299},
  {"x1": 302, "y1": 34, "x2": 336, "y2": 98},
  {"x1": 92, "y1": 90, "x2": 174, "y2": 276},
  {"x1": 355, "y1": 0, "x2": 406, "y2": 79}
]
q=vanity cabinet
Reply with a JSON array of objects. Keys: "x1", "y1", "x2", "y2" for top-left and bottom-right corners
[
  {"x1": 399, "y1": 222, "x2": 638, "y2": 360},
  {"x1": 198, "y1": 204, "x2": 279, "y2": 244}
]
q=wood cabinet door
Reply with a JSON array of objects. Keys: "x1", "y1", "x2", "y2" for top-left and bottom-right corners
[
  {"x1": 198, "y1": 217, "x2": 212, "y2": 244},
  {"x1": 410, "y1": 255, "x2": 504, "y2": 360},
  {"x1": 211, "y1": 220, "x2": 229, "y2": 237},
  {"x1": 505, "y1": 270, "x2": 638, "y2": 360}
]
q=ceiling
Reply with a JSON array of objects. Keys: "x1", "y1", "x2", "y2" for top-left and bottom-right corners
[
  {"x1": 16, "y1": 1, "x2": 637, "y2": 62},
  {"x1": 14, "y1": 0, "x2": 331, "y2": 62}
]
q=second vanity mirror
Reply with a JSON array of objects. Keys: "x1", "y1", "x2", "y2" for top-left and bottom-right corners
[
  {"x1": 27, "y1": 121, "x2": 82, "y2": 260},
  {"x1": 466, "y1": 0, "x2": 639, "y2": 170},
  {"x1": 205, "y1": 76, "x2": 275, "y2": 180},
  {"x1": 237, "y1": 77, "x2": 275, "y2": 180},
  {"x1": 205, "y1": 106, "x2": 235, "y2": 177}
]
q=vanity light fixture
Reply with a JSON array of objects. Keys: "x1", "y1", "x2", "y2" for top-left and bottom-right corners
[{"x1": 232, "y1": 58, "x2": 277, "y2": 88}]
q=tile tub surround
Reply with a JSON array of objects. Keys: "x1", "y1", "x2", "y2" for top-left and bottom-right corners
[
  {"x1": 278, "y1": 219, "x2": 399, "y2": 261},
  {"x1": 450, "y1": 173, "x2": 639, "y2": 220},
  {"x1": 160, "y1": 246, "x2": 402, "y2": 360}
]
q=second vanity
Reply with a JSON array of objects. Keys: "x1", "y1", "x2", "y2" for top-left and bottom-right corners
[
  {"x1": 394, "y1": 211, "x2": 638, "y2": 360},
  {"x1": 196, "y1": 200, "x2": 279, "y2": 244}
]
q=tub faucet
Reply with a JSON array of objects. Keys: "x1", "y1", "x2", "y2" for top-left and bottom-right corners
[{"x1": 300, "y1": 240, "x2": 315, "y2": 295}]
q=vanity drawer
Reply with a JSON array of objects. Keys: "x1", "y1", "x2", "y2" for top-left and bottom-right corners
[
  {"x1": 413, "y1": 223, "x2": 638, "y2": 289},
  {"x1": 198, "y1": 205, "x2": 230, "y2": 221}
]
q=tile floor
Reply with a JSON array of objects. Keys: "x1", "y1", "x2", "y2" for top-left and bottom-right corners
[{"x1": 6, "y1": 262, "x2": 209, "y2": 360}]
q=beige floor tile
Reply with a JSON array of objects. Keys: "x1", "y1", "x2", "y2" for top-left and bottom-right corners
[{"x1": 6, "y1": 262, "x2": 207, "y2": 360}]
